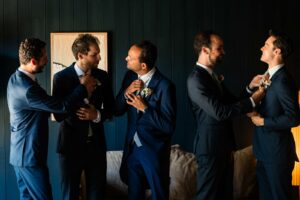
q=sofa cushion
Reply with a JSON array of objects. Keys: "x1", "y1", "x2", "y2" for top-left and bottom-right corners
[
  {"x1": 233, "y1": 146, "x2": 258, "y2": 200},
  {"x1": 169, "y1": 144, "x2": 197, "y2": 200}
]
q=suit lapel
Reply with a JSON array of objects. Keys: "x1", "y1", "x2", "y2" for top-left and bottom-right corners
[
  {"x1": 146, "y1": 69, "x2": 162, "y2": 97},
  {"x1": 194, "y1": 65, "x2": 223, "y2": 96}
]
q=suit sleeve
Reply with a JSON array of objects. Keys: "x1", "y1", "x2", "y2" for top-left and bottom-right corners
[
  {"x1": 98, "y1": 72, "x2": 115, "y2": 121},
  {"x1": 138, "y1": 82, "x2": 176, "y2": 135},
  {"x1": 187, "y1": 74, "x2": 252, "y2": 121},
  {"x1": 264, "y1": 79, "x2": 300, "y2": 130},
  {"x1": 26, "y1": 83, "x2": 86, "y2": 114},
  {"x1": 52, "y1": 73, "x2": 87, "y2": 121}
]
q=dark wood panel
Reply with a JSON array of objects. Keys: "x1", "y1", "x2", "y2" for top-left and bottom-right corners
[
  {"x1": 156, "y1": 0, "x2": 171, "y2": 76},
  {"x1": 59, "y1": 0, "x2": 74, "y2": 31},
  {"x1": 114, "y1": 0, "x2": 130, "y2": 149},
  {"x1": 74, "y1": 0, "x2": 87, "y2": 30},
  {"x1": 143, "y1": 0, "x2": 157, "y2": 42},
  {"x1": 87, "y1": 0, "x2": 103, "y2": 30},
  {"x1": 45, "y1": 0, "x2": 60, "y2": 90},
  {"x1": 129, "y1": 0, "x2": 144, "y2": 42},
  {"x1": 3, "y1": 1, "x2": 19, "y2": 200}
]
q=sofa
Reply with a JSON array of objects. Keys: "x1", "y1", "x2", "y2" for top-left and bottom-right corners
[{"x1": 81, "y1": 145, "x2": 258, "y2": 200}]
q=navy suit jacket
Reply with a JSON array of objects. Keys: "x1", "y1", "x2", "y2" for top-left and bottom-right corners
[
  {"x1": 116, "y1": 69, "x2": 176, "y2": 184},
  {"x1": 187, "y1": 66, "x2": 253, "y2": 155},
  {"x1": 52, "y1": 63, "x2": 114, "y2": 156},
  {"x1": 7, "y1": 69, "x2": 87, "y2": 167},
  {"x1": 253, "y1": 67, "x2": 300, "y2": 164}
]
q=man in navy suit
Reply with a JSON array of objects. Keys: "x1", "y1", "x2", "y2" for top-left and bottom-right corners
[
  {"x1": 115, "y1": 41, "x2": 176, "y2": 200},
  {"x1": 7, "y1": 38, "x2": 96, "y2": 200},
  {"x1": 187, "y1": 31, "x2": 265, "y2": 200},
  {"x1": 250, "y1": 30, "x2": 300, "y2": 200},
  {"x1": 52, "y1": 34, "x2": 114, "y2": 200}
]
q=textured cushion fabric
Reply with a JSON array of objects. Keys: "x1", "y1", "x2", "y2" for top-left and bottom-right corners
[
  {"x1": 104, "y1": 145, "x2": 198, "y2": 200},
  {"x1": 106, "y1": 150, "x2": 127, "y2": 199},
  {"x1": 233, "y1": 146, "x2": 259, "y2": 200},
  {"x1": 81, "y1": 145, "x2": 258, "y2": 200},
  {"x1": 169, "y1": 144, "x2": 197, "y2": 200}
]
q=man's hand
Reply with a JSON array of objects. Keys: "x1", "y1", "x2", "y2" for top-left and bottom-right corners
[
  {"x1": 125, "y1": 93, "x2": 147, "y2": 112},
  {"x1": 80, "y1": 74, "x2": 97, "y2": 97},
  {"x1": 247, "y1": 111, "x2": 264, "y2": 126},
  {"x1": 251, "y1": 86, "x2": 265, "y2": 104},
  {"x1": 246, "y1": 111, "x2": 259, "y2": 117},
  {"x1": 251, "y1": 115, "x2": 264, "y2": 126},
  {"x1": 76, "y1": 104, "x2": 98, "y2": 120},
  {"x1": 125, "y1": 79, "x2": 144, "y2": 96},
  {"x1": 249, "y1": 74, "x2": 264, "y2": 89}
]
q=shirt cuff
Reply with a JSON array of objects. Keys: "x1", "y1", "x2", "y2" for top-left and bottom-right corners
[
  {"x1": 249, "y1": 97, "x2": 256, "y2": 108},
  {"x1": 93, "y1": 110, "x2": 101, "y2": 123},
  {"x1": 246, "y1": 85, "x2": 254, "y2": 94}
]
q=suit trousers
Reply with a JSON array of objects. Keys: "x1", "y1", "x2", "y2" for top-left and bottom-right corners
[
  {"x1": 59, "y1": 143, "x2": 107, "y2": 200},
  {"x1": 14, "y1": 165, "x2": 53, "y2": 200},
  {"x1": 127, "y1": 143, "x2": 169, "y2": 200},
  {"x1": 256, "y1": 160, "x2": 294, "y2": 200},
  {"x1": 195, "y1": 153, "x2": 233, "y2": 200}
]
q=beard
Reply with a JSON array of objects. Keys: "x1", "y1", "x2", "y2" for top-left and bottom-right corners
[{"x1": 209, "y1": 55, "x2": 223, "y2": 65}]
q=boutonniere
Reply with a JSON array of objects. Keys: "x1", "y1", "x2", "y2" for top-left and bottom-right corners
[
  {"x1": 218, "y1": 74, "x2": 224, "y2": 82},
  {"x1": 140, "y1": 87, "x2": 153, "y2": 98},
  {"x1": 260, "y1": 74, "x2": 271, "y2": 89}
]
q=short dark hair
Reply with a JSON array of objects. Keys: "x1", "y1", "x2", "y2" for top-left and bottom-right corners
[
  {"x1": 134, "y1": 40, "x2": 157, "y2": 70},
  {"x1": 269, "y1": 29, "x2": 293, "y2": 59},
  {"x1": 19, "y1": 38, "x2": 46, "y2": 65},
  {"x1": 193, "y1": 31, "x2": 220, "y2": 57},
  {"x1": 72, "y1": 34, "x2": 100, "y2": 60}
]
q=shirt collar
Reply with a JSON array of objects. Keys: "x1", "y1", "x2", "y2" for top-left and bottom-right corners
[
  {"x1": 18, "y1": 67, "x2": 36, "y2": 81},
  {"x1": 138, "y1": 67, "x2": 156, "y2": 87},
  {"x1": 267, "y1": 64, "x2": 284, "y2": 79},
  {"x1": 196, "y1": 62, "x2": 213, "y2": 76},
  {"x1": 74, "y1": 63, "x2": 86, "y2": 77}
]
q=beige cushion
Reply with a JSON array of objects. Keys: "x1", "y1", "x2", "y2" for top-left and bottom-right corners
[
  {"x1": 106, "y1": 150, "x2": 127, "y2": 198},
  {"x1": 81, "y1": 145, "x2": 258, "y2": 200},
  {"x1": 169, "y1": 144, "x2": 197, "y2": 200},
  {"x1": 233, "y1": 146, "x2": 258, "y2": 200}
]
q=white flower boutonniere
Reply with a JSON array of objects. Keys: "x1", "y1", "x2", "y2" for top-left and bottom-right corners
[
  {"x1": 140, "y1": 87, "x2": 153, "y2": 98},
  {"x1": 260, "y1": 75, "x2": 272, "y2": 89}
]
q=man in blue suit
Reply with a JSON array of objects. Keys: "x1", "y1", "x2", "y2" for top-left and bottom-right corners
[
  {"x1": 116, "y1": 41, "x2": 176, "y2": 200},
  {"x1": 7, "y1": 38, "x2": 96, "y2": 200},
  {"x1": 187, "y1": 31, "x2": 265, "y2": 200},
  {"x1": 250, "y1": 30, "x2": 300, "y2": 200},
  {"x1": 52, "y1": 34, "x2": 115, "y2": 200}
]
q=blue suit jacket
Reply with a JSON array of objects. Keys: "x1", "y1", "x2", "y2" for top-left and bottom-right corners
[
  {"x1": 52, "y1": 63, "x2": 114, "y2": 155},
  {"x1": 116, "y1": 69, "x2": 176, "y2": 184},
  {"x1": 7, "y1": 69, "x2": 87, "y2": 167},
  {"x1": 253, "y1": 67, "x2": 300, "y2": 164},
  {"x1": 187, "y1": 66, "x2": 253, "y2": 155}
]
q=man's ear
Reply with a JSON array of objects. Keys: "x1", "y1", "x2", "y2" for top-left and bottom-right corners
[
  {"x1": 78, "y1": 52, "x2": 85, "y2": 60},
  {"x1": 274, "y1": 48, "x2": 281, "y2": 56},
  {"x1": 202, "y1": 47, "x2": 210, "y2": 54},
  {"x1": 31, "y1": 58, "x2": 37, "y2": 65},
  {"x1": 141, "y1": 63, "x2": 147, "y2": 70}
]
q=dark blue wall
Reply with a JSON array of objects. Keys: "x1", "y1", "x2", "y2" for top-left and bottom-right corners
[{"x1": 1, "y1": 0, "x2": 300, "y2": 199}]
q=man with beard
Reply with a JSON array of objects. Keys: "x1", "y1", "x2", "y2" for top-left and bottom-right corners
[
  {"x1": 250, "y1": 30, "x2": 300, "y2": 200},
  {"x1": 52, "y1": 34, "x2": 114, "y2": 200},
  {"x1": 7, "y1": 38, "x2": 96, "y2": 199},
  {"x1": 187, "y1": 31, "x2": 265, "y2": 200}
]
